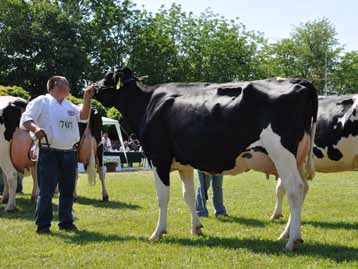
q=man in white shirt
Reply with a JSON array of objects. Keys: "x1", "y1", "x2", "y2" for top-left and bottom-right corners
[
  {"x1": 101, "y1": 132, "x2": 112, "y2": 152},
  {"x1": 20, "y1": 76, "x2": 95, "y2": 234}
]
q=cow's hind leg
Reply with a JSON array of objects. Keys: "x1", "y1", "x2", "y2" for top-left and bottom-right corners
[
  {"x1": 262, "y1": 127, "x2": 305, "y2": 251},
  {"x1": 271, "y1": 178, "x2": 285, "y2": 220},
  {"x1": 99, "y1": 166, "x2": 109, "y2": 201},
  {"x1": 277, "y1": 166, "x2": 309, "y2": 241},
  {"x1": 178, "y1": 169, "x2": 203, "y2": 236},
  {"x1": 150, "y1": 166, "x2": 170, "y2": 240},
  {"x1": 2, "y1": 171, "x2": 9, "y2": 204}
]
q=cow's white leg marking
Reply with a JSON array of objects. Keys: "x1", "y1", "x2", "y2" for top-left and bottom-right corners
[
  {"x1": 178, "y1": 169, "x2": 203, "y2": 236},
  {"x1": 271, "y1": 177, "x2": 285, "y2": 220},
  {"x1": 261, "y1": 125, "x2": 305, "y2": 251},
  {"x1": 99, "y1": 166, "x2": 109, "y2": 201},
  {"x1": 150, "y1": 166, "x2": 169, "y2": 240}
]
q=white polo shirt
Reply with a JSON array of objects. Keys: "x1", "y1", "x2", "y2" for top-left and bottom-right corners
[{"x1": 20, "y1": 94, "x2": 83, "y2": 150}]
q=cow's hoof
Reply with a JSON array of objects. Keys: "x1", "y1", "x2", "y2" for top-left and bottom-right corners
[
  {"x1": 270, "y1": 213, "x2": 283, "y2": 220},
  {"x1": 102, "y1": 195, "x2": 109, "y2": 202},
  {"x1": 285, "y1": 238, "x2": 304, "y2": 251},
  {"x1": 192, "y1": 224, "x2": 204, "y2": 236},
  {"x1": 149, "y1": 230, "x2": 167, "y2": 241},
  {"x1": 5, "y1": 206, "x2": 17, "y2": 212}
]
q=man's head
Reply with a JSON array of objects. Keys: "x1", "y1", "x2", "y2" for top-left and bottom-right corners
[{"x1": 47, "y1": 76, "x2": 70, "y2": 101}]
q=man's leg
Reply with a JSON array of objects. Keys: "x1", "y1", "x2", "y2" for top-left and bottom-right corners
[
  {"x1": 35, "y1": 149, "x2": 59, "y2": 232},
  {"x1": 58, "y1": 150, "x2": 77, "y2": 230},
  {"x1": 195, "y1": 171, "x2": 211, "y2": 217},
  {"x1": 212, "y1": 175, "x2": 227, "y2": 216}
]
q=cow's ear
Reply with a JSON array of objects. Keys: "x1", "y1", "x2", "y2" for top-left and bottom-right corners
[
  {"x1": 114, "y1": 72, "x2": 122, "y2": 90},
  {"x1": 115, "y1": 77, "x2": 122, "y2": 90}
]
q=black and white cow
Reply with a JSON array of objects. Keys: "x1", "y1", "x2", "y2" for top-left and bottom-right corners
[
  {"x1": 94, "y1": 68, "x2": 318, "y2": 251},
  {"x1": 271, "y1": 94, "x2": 358, "y2": 220},
  {"x1": 75, "y1": 108, "x2": 109, "y2": 201},
  {"x1": 0, "y1": 96, "x2": 29, "y2": 211}
]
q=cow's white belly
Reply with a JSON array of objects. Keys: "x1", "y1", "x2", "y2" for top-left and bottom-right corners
[
  {"x1": 170, "y1": 133, "x2": 311, "y2": 177},
  {"x1": 315, "y1": 135, "x2": 358, "y2": 172}
]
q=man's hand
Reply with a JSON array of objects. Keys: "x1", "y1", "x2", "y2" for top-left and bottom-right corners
[
  {"x1": 83, "y1": 85, "x2": 96, "y2": 99},
  {"x1": 34, "y1": 127, "x2": 46, "y2": 140},
  {"x1": 80, "y1": 85, "x2": 95, "y2": 120}
]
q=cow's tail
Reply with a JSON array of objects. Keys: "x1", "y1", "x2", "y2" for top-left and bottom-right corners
[
  {"x1": 304, "y1": 81, "x2": 318, "y2": 180},
  {"x1": 87, "y1": 140, "x2": 97, "y2": 186}
]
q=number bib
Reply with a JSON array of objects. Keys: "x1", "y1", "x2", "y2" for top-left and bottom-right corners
[{"x1": 48, "y1": 97, "x2": 80, "y2": 150}]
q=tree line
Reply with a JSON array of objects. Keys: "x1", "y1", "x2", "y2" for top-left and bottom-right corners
[{"x1": 0, "y1": 0, "x2": 357, "y2": 98}]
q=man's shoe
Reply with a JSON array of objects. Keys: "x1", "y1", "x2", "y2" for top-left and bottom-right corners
[
  {"x1": 36, "y1": 226, "x2": 51, "y2": 234},
  {"x1": 59, "y1": 223, "x2": 79, "y2": 232},
  {"x1": 215, "y1": 213, "x2": 229, "y2": 218}
]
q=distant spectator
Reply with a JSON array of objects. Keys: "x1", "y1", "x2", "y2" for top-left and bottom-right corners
[
  {"x1": 101, "y1": 132, "x2": 112, "y2": 152},
  {"x1": 119, "y1": 141, "x2": 130, "y2": 152}
]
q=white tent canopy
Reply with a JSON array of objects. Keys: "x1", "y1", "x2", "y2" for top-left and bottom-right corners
[{"x1": 102, "y1": 117, "x2": 127, "y2": 160}]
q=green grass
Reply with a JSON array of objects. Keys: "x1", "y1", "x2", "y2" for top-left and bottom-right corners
[{"x1": 1, "y1": 171, "x2": 357, "y2": 269}]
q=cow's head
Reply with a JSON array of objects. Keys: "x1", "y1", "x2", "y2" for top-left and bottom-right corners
[
  {"x1": 0, "y1": 99, "x2": 28, "y2": 141},
  {"x1": 94, "y1": 67, "x2": 137, "y2": 108}
]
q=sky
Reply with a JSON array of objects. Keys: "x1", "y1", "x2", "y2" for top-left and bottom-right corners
[{"x1": 133, "y1": 0, "x2": 358, "y2": 51}]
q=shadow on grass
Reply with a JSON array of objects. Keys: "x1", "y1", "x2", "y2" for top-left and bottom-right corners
[
  {"x1": 75, "y1": 196, "x2": 142, "y2": 210},
  {"x1": 53, "y1": 229, "x2": 358, "y2": 263},
  {"x1": 53, "y1": 229, "x2": 147, "y2": 244},
  {"x1": 161, "y1": 236, "x2": 358, "y2": 262},
  {"x1": 303, "y1": 220, "x2": 358, "y2": 230},
  {"x1": 216, "y1": 215, "x2": 267, "y2": 227}
]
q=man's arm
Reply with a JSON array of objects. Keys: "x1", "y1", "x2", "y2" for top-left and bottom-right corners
[
  {"x1": 23, "y1": 121, "x2": 46, "y2": 140},
  {"x1": 80, "y1": 85, "x2": 95, "y2": 120}
]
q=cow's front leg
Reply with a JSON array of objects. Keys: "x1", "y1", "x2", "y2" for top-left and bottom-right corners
[
  {"x1": 150, "y1": 167, "x2": 169, "y2": 240},
  {"x1": 178, "y1": 169, "x2": 203, "y2": 236},
  {"x1": 271, "y1": 177, "x2": 285, "y2": 220}
]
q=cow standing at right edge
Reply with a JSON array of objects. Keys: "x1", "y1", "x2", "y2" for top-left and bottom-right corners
[{"x1": 272, "y1": 94, "x2": 358, "y2": 220}]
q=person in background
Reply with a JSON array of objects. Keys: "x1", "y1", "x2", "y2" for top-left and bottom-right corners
[
  {"x1": 101, "y1": 132, "x2": 112, "y2": 152},
  {"x1": 195, "y1": 170, "x2": 228, "y2": 217},
  {"x1": 20, "y1": 75, "x2": 94, "y2": 234}
]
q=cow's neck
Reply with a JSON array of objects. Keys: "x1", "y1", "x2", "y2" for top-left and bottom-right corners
[{"x1": 119, "y1": 82, "x2": 152, "y2": 136}]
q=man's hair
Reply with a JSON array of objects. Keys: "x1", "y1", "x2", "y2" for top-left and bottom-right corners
[{"x1": 46, "y1": 76, "x2": 68, "y2": 92}]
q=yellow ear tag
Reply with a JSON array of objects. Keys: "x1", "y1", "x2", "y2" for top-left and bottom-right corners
[{"x1": 116, "y1": 79, "x2": 122, "y2": 90}]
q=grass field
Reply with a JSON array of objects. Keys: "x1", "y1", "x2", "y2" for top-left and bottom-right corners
[{"x1": 0, "y1": 170, "x2": 357, "y2": 268}]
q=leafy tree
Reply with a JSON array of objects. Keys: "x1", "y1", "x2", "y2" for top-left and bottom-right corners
[
  {"x1": 0, "y1": 0, "x2": 88, "y2": 96},
  {"x1": 332, "y1": 51, "x2": 358, "y2": 94},
  {"x1": 128, "y1": 4, "x2": 265, "y2": 84}
]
